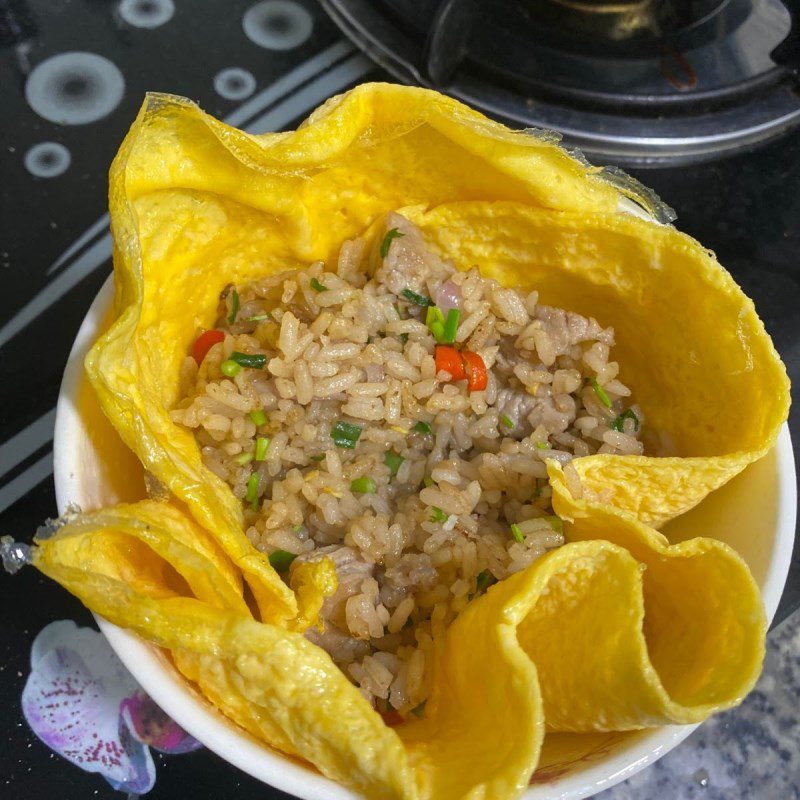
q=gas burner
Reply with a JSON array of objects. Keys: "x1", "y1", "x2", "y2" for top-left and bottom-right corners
[{"x1": 320, "y1": 0, "x2": 800, "y2": 164}]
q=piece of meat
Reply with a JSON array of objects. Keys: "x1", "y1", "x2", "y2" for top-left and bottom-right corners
[
  {"x1": 526, "y1": 395, "x2": 574, "y2": 435},
  {"x1": 295, "y1": 545, "x2": 375, "y2": 630},
  {"x1": 495, "y1": 387, "x2": 538, "y2": 439},
  {"x1": 535, "y1": 306, "x2": 614, "y2": 352},
  {"x1": 305, "y1": 624, "x2": 370, "y2": 665},
  {"x1": 376, "y1": 213, "x2": 442, "y2": 296}
]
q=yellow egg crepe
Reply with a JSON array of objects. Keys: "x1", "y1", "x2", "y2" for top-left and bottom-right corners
[{"x1": 16, "y1": 84, "x2": 789, "y2": 799}]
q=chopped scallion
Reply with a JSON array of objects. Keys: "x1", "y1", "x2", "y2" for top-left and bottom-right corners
[
  {"x1": 269, "y1": 550, "x2": 297, "y2": 572},
  {"x1": 589, "y1": 377, "x2": 612, "y2": 409},
  {"x1": 442, "y1": 308, "x2": 460, "y2": 344},
  {"x1": 413, "y1": 421, "x2": 432, "y2": 435},
  {"x1": 547, "y1": 516, "x2": 564, "y2": 534},
  {"x1": 611, "y1": 408, "x2": 640, "y2": 432},
  {"x1": 429, "y1": 507, "x2": 447, "y2": 523},
  {"x1": 510, "y1": 523, "x2": 524, "y2": 543},
  {"x1": 400, "y1": 332, "x2": 409, "y2": 344},
  {"x1": 380, "y1": 228, "x2": 405, "y2": 258},
  {"x1": 234, "y1": 452, "x2": 253, "y2": 465},
  {"x1": 220, "y1": 359, "x2": 241, "y2": 377},
  {"x1": 246, "y1": 313, "x2": 271, "y2": 322},
  {"x1": 227, "y1": 288, "x2": 239, "y2": 324},
  {"x1": 249, "y1": 409, "x2": 267, "y2": 426},
  {"x1": 425, "y1": 306, "x2": 444, "y2": 325},
  {"x1": 425, "y1": 305, "x2": 446, "y2": 341},
  {"x1": 475, "y1": 569, "x2": 492, "y2": 594},
  {"x1": 245, "y1": 473, "x2": 260, "y2": 510},
  {"x1": 292, "y1": 523, "x2": 302, "y2": 533},
  {"x1": 422, "y1": 476, "x2": 434, "y2": 488},
  {"x1": 383, "y1": 450, "x2": 404, "y2": 477},
  {"x1": 499, "y1": 414, "x2": 514, "y2": 429},
  {"x1": 229, "y1": 351, "x2": 267, "y2": 369},
  {"x1": 310, "y1": 454, "x2": 325, "y2": 462},
  {"x1": 535, "y1": 441, "x2": 549, "y2": 450},
  {"x1": 310, "y1": 277, "x2": 327, "y2": 293},
  {"x1": 331, "y1": 420, "x2": 363, "y2": 449},
  {"x1": 411, "y1": 701, "x2": 426, "y2": 718},
  {"x1": 350, "y1": 476, "x2": 377, "y2": 494},
  {"x1": 255, "y1": 436, "x2": 270, "y2": 461},
  {"x1": 400, "y1": 288, "x2": 433, "y2": 307}
]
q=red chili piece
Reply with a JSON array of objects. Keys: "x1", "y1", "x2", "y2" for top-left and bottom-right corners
[
  {"x1": 192, "y1": 329, "x2": 225, "y2": 364},
  {"x1": 462, "y1": 351, "x2": 487, "y2": 392},
  {"x1": 435, "y1": 345, "x2": 466, "y2": 381}
]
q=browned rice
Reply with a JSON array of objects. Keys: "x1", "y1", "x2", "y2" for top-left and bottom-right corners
[{"x1": 171, "y1": 213, "x2": 646, "y2": 715}]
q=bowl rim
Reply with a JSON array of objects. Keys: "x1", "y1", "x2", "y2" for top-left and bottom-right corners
[{"x1": 54, "y1": 274, "x2": 797, "y2": 800}]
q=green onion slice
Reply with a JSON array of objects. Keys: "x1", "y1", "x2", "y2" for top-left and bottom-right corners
[
  {"x1": 442, "y1": 308, "x2": 460, "y2": 344},
  {"x1": 535, "y1": 441, "x2": 549, "y2": 450},
  {"x1": 227, "y1": 289, "x2": 239, "y2": 324},
  {"x1": 383, "y1": 450, "x2": 404, "y2": 477},
  {"x1": 499, "y1": 414, "x2": 514, "y2": 429},
  {"x1": 245, "y1": 473, "x2": 260, "y2": 510},
  {"x1": 413, "y1": 421, "x2": 432, "y2": 435},
  {"x1": 425, "y1": 306, "x2": 444, "y2": 327},
  {"x1": 220, "y1": 360, "x2": 241, "y2": 378},
  {"x1": 411, "y1": 701, "x2": 426, "y2": 718},
  {"x1": 422, "y1": 476, "x2": 434, "y2": 488},
  {"x1": 475, "y1": 569, "x2": 492, "y2": 594},
  {"x1": 310, "y1": 277, "x2": 327, "y2": 293},
  {"x1": 331, "y1": 420, "x2": 363, "y2": 449},
  {"x1": 309, "y1": 454, "x2": 325, "y2": 462},
  {"x1": 380, "y1": 228, "x2": 405, "y2": 258},
  {"x1": 546, "y1": 516, "x2": 564, "y2": 534},
  {"x1": 234, "y1": 452, "x2": 253, "y2": 465},
  {"x1": 229, "y1": 351, "x2": 267, "y2": 369},
  {"x1": 400, "y1": 288, "x2": 433, "y2": 307},
  {"x1": 425, "y1": 305, "x2": 446, "y2": 342},
  {"x1": 510, "y1": 523, "x2": 524, "y2": 543},
  {"x1": 249, "y1": 409, "x2": 267, "y2": 426},
  {"x1": 246, "y1": 313, "x2": 271, "y2": 322},
  {"x1": 255, "y1": 436, "x2": 270, "y2": 461},
  {"x1": 429, "y1": 507, "x2": 448, "y2": 523},
  {"x1": 589, "y1": 377, "x2": 612, "y2": 409},
  {"x1": 611, "y1": 408, "x2": 640, "y2": 432},
  {"x1": 350, "y1": 476, "x2": 377, "y2": 494},
  {"x1": 269, "y1": 550, "x2": 297, "y2": 572}
]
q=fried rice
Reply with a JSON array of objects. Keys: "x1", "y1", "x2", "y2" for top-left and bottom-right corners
[{"x1": 171, "y1": 213, "x2": 646, "y2": 716}]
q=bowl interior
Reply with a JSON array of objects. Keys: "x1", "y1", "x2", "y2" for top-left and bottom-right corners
[{"x1": 54, "y1": 275, "x2": 796, "y2": 800}]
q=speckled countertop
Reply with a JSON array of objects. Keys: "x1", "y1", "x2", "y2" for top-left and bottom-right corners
[{"x1": 594, "y1": 609, "x2": 800, "y2": 800}]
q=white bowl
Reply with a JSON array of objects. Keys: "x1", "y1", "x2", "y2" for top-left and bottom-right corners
[{"x1": 54, "y1": 275, "x2": 796, "y2": 800}]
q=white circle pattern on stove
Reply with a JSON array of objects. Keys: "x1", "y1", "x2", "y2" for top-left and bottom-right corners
[
  {"x1": 118, "y1": 0, "x2": 175, "y2": 29},
  {"x1": 24, "y1": 142, "x2": 72, "y2": 178},
  {"x1": 242, "y1": 0, "x2": 313, "y2": 50},
  {"x1": 213, "y1": 67, "x2": 257, "y2": 100},
  {"x1": 24, "y1": 52, "x2": 125, "y2": 125}
]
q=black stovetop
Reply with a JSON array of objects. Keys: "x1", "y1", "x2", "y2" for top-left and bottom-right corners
[{"x1": 0, "y1": 1, "x2": 798, "y2": 799}]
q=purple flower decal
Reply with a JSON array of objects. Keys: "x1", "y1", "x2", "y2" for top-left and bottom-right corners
[
  {"x1": 121, "y1": 691, "x2": 201, "y2": 754},
  {"x1": 22, "y1": 620, "x2": 201, "y2": 795}
]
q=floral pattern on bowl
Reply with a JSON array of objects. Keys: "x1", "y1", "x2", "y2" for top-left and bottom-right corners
[{"x1": 22, "y1": 620, "x2": 201, "y2": 794}]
